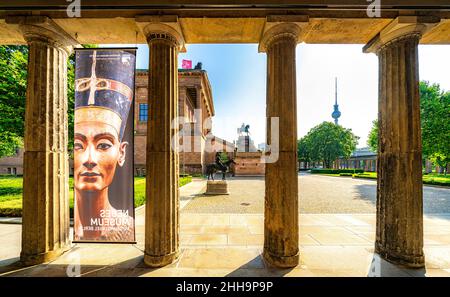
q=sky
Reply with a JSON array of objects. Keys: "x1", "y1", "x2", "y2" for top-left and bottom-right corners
[{"x1": 104, "y1": 43, "x2": 450, "y2": 148}]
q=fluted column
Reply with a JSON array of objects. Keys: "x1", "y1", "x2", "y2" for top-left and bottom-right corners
[
  {"x1": 9, "y1": 16, "x2": 78, "y2": 265},
  {"x1": 142, "y1": 22, "x2": 184, "y2": 267},
  {"x1": 259, "y1": 23, "x2": 301, "y2": 268},
  {"x1": 364, "y1": 16, "x2": 438, "y2": 267}
]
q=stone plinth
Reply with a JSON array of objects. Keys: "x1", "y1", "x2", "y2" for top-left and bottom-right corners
[
  {"x1": 205, "y1": 180, "x2": 230, "y2": 195},
  {"x1": 234, "y1": 152, "x2": 265, "y2": 176}
]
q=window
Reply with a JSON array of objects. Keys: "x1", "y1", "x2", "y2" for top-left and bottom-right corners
[{"x1": 139, "y1": 103, "x2": 148, "y2": 122}]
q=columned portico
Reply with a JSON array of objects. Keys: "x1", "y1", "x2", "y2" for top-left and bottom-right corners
[
  {"x1": 6, "y1": 16, "x2": 78, "y2": 265},
  {"x1": 259, "y1": 22, "x2": 303, "y2": 268},
  {"x1": 138, "y1": 18, "x2": 185, "y2": 267},
  {"x1": 364, "y1": 16, "x2": 439, "y2": 268}
]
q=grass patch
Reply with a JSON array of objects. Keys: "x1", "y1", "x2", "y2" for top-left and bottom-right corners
[
  {"x1": 422, "y1": 173, "x2": 450, "y2": 186},
  {"x1": 353, "y1": 172, "x2": 450, "y2": 186},
  {"x1": 0, "y1": 175, "x2": 192, "y2": 217},
  {"x1": 352, "y1": 172, "x2": 377, "y2": 179}
]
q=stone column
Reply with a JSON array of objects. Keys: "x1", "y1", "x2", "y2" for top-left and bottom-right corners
[
  {"x1": 259, "y1": 23, "x2": 301, "y2": 268},
  {"x1": 364, "y1": 16, "x2": 438, "y2": 267},
  {"x1": 142, "y1": 22, "x2": 184, "y2": 267},
  {"x1": 8, "y1": 16, "x2": 78, "y2": 265}
]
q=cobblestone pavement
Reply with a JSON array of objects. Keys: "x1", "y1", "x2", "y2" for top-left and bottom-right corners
[{"x1": 182, "y1": 173, "x2": 450, "y2": 214}]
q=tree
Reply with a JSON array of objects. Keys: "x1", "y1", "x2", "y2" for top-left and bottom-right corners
[
  {"x1": 420, "y1": 81, "x2": 449, "y2": 174},
  {"x1": 0, "y1": 44, "x2": 97, "y2": 158},
  {"x1": 367, "y1": 81, "x2": 449, "y2": 174},
  {"x1": 301, "y1": 122, "x2": 359, "y2": 168},
  {"x1": 297, "y1": 136, "x2": 311, "y2": 168},
  {"x1": 367, "y1": 119, "x2": 378, "y2": 153},
  {"x1": 0, "y1": 45, "x2": 28, "y2": 158}
]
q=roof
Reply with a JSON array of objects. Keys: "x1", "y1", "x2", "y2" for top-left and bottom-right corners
[{"x1": 350, "y1": 148, "x2": 377, "y2": 158}]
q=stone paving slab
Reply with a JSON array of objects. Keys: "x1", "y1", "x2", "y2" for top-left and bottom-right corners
[
  {"x1": 2, "y1": 212, "x2": 450, "y2": 277},
  {"x1": 1, "y1": 177, "x2": 450, "y2": 277},
  {"x1": 182, "y1": 174, "x2": 450, "y2": 214}
]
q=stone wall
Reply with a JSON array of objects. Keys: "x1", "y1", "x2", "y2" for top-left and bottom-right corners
[
  {"x1": 234, "y1": 152, "x2": 265, "y2": 176},
  {"x1": 0, "y1": 148, "x2": 24, "y2": 175}
]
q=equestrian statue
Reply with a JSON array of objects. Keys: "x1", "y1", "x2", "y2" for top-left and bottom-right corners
[{"x1": 206, "y1": 153, "x2": 236, "y2": 181}]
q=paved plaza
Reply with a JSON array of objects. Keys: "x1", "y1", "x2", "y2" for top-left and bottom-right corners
[
  {"x1": 184, "y1": 173, "x2": 450, "y2": 214},
  {"x1": 1, "y1": 175, "x2": 450, "y2": 277}
]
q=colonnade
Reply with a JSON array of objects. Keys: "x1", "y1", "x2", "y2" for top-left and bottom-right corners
[{"x1": 13, "y1": 15, "x2": 437, "y2": 268}]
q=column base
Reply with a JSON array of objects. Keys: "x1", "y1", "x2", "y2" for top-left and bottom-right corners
[
  {"x1": 144, "y1": 250, "x2": 179, "y2": 268},
  {"x1": 20, "y1": 243, "x2": 70, "y2": 266},
  {"x1": 263, "y1": 248, "x2": 299, "y2": 268},
  {"x1": 375, "y1": 244, "x2": 425, "y2": 268}
]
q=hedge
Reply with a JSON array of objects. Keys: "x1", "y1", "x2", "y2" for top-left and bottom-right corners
[
  {"x1": 310, "y1": 168, "x2": 364, "y2": 174},
  {"x1": 339, "y1": 173, "x2": 353, "y2": 177}
]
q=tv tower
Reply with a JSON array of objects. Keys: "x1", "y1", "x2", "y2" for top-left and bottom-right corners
[{"x1": 331, "y1": 77, "x2": 341, "y2": 125}]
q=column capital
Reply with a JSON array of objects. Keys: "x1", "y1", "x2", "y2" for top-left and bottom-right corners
[
  {"x1": 363, "y1": 16, "x2": 440, "y2": 54},
  {"x1": 6, "y1": 16, "x2": 79, "y2": 54},
  {"x1": 136, "y1": 15, "x2": 186, "y2": 52},
  {"x1": 258, "y1": 16, "x2": 308, "y2": 53}
]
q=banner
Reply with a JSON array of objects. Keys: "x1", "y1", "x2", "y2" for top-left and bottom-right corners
[
  {"x1": 182, "y1": 59, "x2": 192, "y2": 69},
  {"x1": 73, "y1": 48, "x2": 136, "y2": 243}
]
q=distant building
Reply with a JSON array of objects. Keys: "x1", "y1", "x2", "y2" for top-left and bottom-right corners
[
  {"x1": 134, "y1": 67, "x2": 233, "y2": 175},
  {"x1": 335, "y1": 147, "x2": 377, "y2": 172},
  {"x1": 0, "y1": 66, "x2": 235, "y2": 176},
  {"x1": 0, "y1": 148, "x2": 23, "y2": 175}
]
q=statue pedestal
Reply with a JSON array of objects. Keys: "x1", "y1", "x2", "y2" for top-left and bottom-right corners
[{"x1": 205, "y1": 180, "x2": 229, "y2": 195}]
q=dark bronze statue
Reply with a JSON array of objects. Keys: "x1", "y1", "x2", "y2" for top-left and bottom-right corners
[{"x1": 206, "y1": 153, "x2": 236, "y2": 181}]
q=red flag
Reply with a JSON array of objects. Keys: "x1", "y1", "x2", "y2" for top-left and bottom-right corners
[{"x1": 182, "y1": 59, "x2": 192, "y2": 69}]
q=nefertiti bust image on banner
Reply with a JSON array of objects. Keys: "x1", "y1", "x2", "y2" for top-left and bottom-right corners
[{"x1": 73, "y1": 48, "x2": 136, "y2": 243}]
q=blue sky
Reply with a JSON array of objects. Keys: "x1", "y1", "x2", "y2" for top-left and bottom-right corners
[{"x1": 106, "y1": 43, "x2": 450, "y2": 148}]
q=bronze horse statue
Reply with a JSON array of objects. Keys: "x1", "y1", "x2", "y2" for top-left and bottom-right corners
[{"x1": 206, "y1": 159, "x2": 236, "y2": 181}]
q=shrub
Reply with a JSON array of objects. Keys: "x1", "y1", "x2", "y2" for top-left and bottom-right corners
[{"x1": 353, "y1": 173, "x2": 377, "y2": 180}]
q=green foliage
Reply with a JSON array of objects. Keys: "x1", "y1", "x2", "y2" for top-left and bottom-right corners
[
  {"x1": 367, "y1": 119, "x2": 378, "y2": 153},
  {"x1": 422, "y1": 173, "x2": 450, "y2": 186},
  {"x1": 299, "y1": 122, "x2": 359, "y2": 168},
  {"x1": 0, "y1": 46, "x2": 28, "y2": 158},
  {"x1": 367, "y1": 81, "x2": 449, "y2": 173},
  {"x1": 0, "y1": 44, "x2": 98, "y2": 157},
  {"x1": 179, "y1": 175, "x2": 192, "y2": 187},
  {"x1": 353, "y1": 172, "x2": 377, "y2": 179},
  {"x1": 420, "y1": 81, "x2": 450, "y2": 174},
  {"x1": 0, "y1": 132, "x2": 23, "y2": 158},
  {"x1": 352, "y1": 171, "x2": 450, "y2": 186},
  {"x1": 339, "y1": 173, "x2": 353, "y2": 177},
  {"x1": 297, "y1": 137, "x2": 311, "y2": 164}
]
